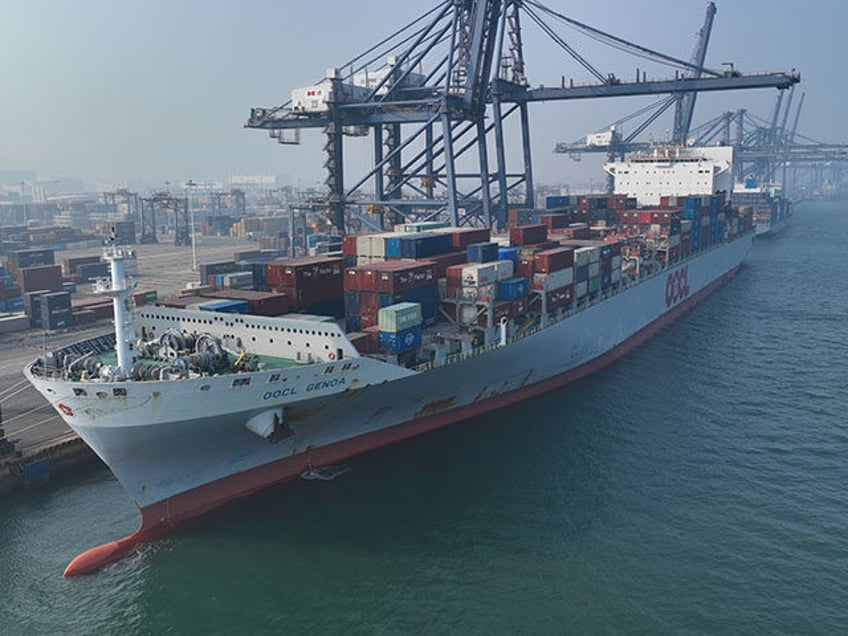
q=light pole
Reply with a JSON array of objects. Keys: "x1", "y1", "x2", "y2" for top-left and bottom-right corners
[{"x1": 186, "y1": 179, "x2": 198, "y2": 271}]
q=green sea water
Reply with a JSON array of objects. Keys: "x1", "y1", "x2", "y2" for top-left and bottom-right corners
[{"x1": 1, "y1": 201, "x2": 846, "y2": 635}]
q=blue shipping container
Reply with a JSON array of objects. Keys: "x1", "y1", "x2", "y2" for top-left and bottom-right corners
[
  {"x1": 383, "y1": 234, "x2": 404, "y2": 258},
  {"x1": 345, "y1": 315, "x2": 361, "y2": 332},
  {"x1": 378, "y1": 324, "x2": 422, "y2": 354},
  {"x1": 545, "y1": 195, "x2": 570, "y2": 209},
  {"x1": 399, "y1": 233, "x2": 453, "y2": 259},
  {"x1": 498, "y1": 247, "x2": 519, "y2": 264},
  {"x1": 199, "y1": 300, "x2": 250, "y2": 314},
  {"x1": 497, "y1": 277, "x2": 529, "y2": 300},
  {"x1": 600, "y1": 270, "x2": 612, "y2": 289},
  {"x1": 344, "y1": 290, "x2": 360, "y2": 316},
  {"x1": 467, "y1": 242, "x2": 499, "y2": 263},
  {"x1": 576, "y1": 265, "x2": 589, "y2": 283},
  {"x1": 6, "y1": 297, "x2": 24, "y2": 311}
]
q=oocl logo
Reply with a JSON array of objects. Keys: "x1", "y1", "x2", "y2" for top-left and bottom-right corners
[{"x1": 665, "y1": 265, "x2": 690, "y2": 307}]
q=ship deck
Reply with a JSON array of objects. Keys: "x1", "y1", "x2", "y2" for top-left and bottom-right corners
[{"x1": 97, "y1": 350, "x2": 300, "y2": 372}]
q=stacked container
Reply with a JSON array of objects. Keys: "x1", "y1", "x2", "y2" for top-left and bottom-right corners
[
  {"x1": 377, "y1": 302, "x2": 423, "y2": 354},
  {"x1": 40, "y1": 291, "x2": 73, "y2": 330},
  {"x1": 266, "y1": 256, "x2": 344, "y2": 316},
  {"x1": 345, "y1": 260, "x2": 438, "y2": 331}
]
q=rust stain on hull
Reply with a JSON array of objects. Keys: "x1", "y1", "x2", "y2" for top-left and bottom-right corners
[{"x1": 414, "y1": 396, "x2": 457, "y2": 419}]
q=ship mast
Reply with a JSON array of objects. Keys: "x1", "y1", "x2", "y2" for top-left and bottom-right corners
[{"x1": 95, "y1": 231, "x2": 136, "y2": 378}]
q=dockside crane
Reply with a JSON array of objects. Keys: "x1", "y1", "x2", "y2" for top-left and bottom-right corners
[{"x1": 246, "y1": 0, "x2": 799, "y2": 232}]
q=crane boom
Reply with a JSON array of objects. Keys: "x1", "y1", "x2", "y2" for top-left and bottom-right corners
[{"x1": 673, "y1": 2, "x2": 716, "y2": 143}]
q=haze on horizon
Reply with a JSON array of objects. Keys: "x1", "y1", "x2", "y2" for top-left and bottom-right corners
[{"x1": 1, "y1": 0, "x2": 843, "y2": 191}]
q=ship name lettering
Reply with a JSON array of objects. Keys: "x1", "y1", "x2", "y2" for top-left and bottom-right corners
[
  {"x1": 263, "y1": 387, "x2": 298, "y2": 400},
  {"x1": 306, "y1": 377, "x2": 346, "y2": 392}
]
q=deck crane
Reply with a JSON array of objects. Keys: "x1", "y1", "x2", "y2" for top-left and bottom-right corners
[{"x1": 246, "y1": 0, "x2": 799, "y2": 233}]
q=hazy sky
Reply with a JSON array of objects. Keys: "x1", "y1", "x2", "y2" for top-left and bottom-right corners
[{"x1": 1, "y1": 0, "x2": 843, "y2": 190}]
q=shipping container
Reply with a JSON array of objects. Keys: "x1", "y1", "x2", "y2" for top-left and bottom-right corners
[
  {"x1": 441, "y1": 227, "x2": 491, "y2": 251},
  {"x1": 509, "y1": 224, "x2": 547, "y2": 246},
  {"x1": 534, "y1": 247, "x2": 574, "y2": 273},
  {"x1": 378, "y1": 302, "x2": 423, "y2": 333},
  {"x1": 198, "y1": 300, "x2": 250, "y2": 314},
  {"x1": 532, "y1": 267, "x2": 574, "y2": 290},
  {"x1": 466, "y1": 242, "x2": 499, "y2": 263},
  {"x1": 497, "y1": 277, "x2": 529, "y2": 301},
  {"x1": 8, "y1": 249, "x2": 55, "y2": 272},
  {"x1": 17, "y1": 265, "x2": 64, "y2": 293},
  {"x1": 378, "y1": 324, "x2": 422, "y2": 354}
]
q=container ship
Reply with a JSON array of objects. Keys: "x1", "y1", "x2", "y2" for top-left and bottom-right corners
[
  {"x1": 730, "y1": 181, "x2": 792, "y2": 236},
  {"x1": 24, "y1": 146, "x2": 755, "y2": 576}
]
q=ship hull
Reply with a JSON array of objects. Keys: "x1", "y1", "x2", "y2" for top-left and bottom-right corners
[
  {"x1": 755, "y1": 213, "x2": 791, "y2": 237},
  {"x1": 27, "y1": 234, "x2": 752, "y2": 575}
]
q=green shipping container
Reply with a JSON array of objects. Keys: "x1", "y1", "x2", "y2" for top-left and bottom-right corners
[
  {"x1": 588, "y1": 276, "x2": 600, "y2": 294},
  {"x1": 378, "y1": 302, "x2": 423, "y2": 333}
]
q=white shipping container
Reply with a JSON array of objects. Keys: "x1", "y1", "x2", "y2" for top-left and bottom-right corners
[
  {"x1": 533, "y1": 267, "x2": 574, "y2": 289},
  {"x1": 369, "y1": 233, "x2": 393, "y2": 258},
  {"x1": 668, "y1": 233, "x2": 681, "y2": 248},
  {"x1": 458, "y1": 285, "x2": 494, "y2": 302},
  {"x1": 575, "y1": 281, "x2": 588, "y2": 297},
  {"x1": 681, "y1": 220, "x2": 693, "y2": 234},
  {"x1": 573, "y1": 247, "x2": 592, "y2": 267},
  {"x1": 701, "y1": 216, "x2": 710, "y2": 228},
  {"x1": 611, "y1": 268, "x2": 622, "y2": 282},
  {"x1": 587, "y1": 247, "x2": 601, "y2": 263},
  {"x1": 493, "y1": 259, "x2": 514, "y2": 281},
  {"x1": 461, "y1": 263, "x2": 496, "y2": 286},
  {"x1": 611, "y1": 255, "x2": 622, "y2": 269},
  {"x1": 588, "y1": 262, "x2": 600, "y2": 278},
  {"x1": 356, "y1": 234, "x2": 372, "y2": 256}
]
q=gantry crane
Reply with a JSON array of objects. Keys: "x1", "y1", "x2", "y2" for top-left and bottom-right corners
[
  {"x1": 246, "y1": 0, "x2": 799, "y2": 232},
  {"x1": 139, "y1": 192, "x2": 190, "y2": 246}
]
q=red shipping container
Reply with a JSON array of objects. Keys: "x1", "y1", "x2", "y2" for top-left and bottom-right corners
[
  {"x1": 345, "y1": 267, "x2": 363, "y2": 292},
  {"x1": 342, "y1": 235, "x2": 358, "y2": 256},
  {"x1": 362, "y1": 260, "x2": 436, "y2": 293},
  {"x1": 348, "y1": 331, "x2": 375, "y2": 355},
  {"x1": 445, "y1": 227, "x2": 491, "y2": 251},
  {"x1": 509, "y1": 224, "x2": 547, "y2": 246},
  {"x1": 17, "y1": 265, "x2": 63, "y2": 294},
  {"x1": 275, "y1": 277, "x2": 342, "y2": 308},
  {"x1": 359, "y1": 291, "x2": 378, "y2": 317},
  {"x1": 534, "y1": 247, "x2": 574, "y2": 273},
  {"x1": 200, "y1": 289, "x2": 289, "y2": 316},
  {"x1": 445, "y1": 264, "x2": 466, "y2": 286},
  {"x1": 507, "y1": 208, "x2": 535, "y2": 227},
  {"x1": 278, "y1": 256, "x2": 344, "y2": 287},
  {"x1": 540, "y1": 213, "x2": 570, "y2": 230},
  {"x1": 517, "y1": 257, "x2": 535, "y2": 280},
  {"x1": 425, "y1": 251, "x2": 466, "y2": 278}
]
